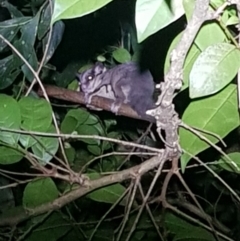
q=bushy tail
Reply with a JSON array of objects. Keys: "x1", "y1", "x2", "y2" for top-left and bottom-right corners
[{"x1": 130, "y1": 97, "x2": 156, "y2": 122}]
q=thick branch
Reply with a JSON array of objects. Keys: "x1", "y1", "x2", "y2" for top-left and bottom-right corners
[
  {"x1": 0, "y1": 155, "x2": 163, "y2": 226},
  {"x1": 38, "y1": 85, "x2": 155, "y2": 123}
]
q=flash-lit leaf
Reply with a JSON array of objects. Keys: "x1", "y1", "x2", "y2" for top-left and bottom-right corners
[
  {"x1": 0, "y1": 94, "x2": 21, "y2": 145},
  {"x1": 135, "y1": 0, "x2": 184, "y2": 42},
  {"x1": 52, "y1": 0, "x2": 113, "y2": 23},
  {"x1": 183, "y1": 0, "x2": 226, "y2": 50},
  {"x1": 225, "y1": 15, "x2": 239, "y2": 26},
  {"x1": 19, "y1": 97, "x2": 52, "y2": 148},
  {"x1": 189, "y1": 43, "x2": 240, "y2": 98},
  {"x1": 180, "y1": 84, "x2": 239, "y2": 171}
]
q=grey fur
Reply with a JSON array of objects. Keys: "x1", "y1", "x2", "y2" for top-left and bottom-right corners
[{"x1": 76, "y1": 62, "x2": 156, "y2": 120}]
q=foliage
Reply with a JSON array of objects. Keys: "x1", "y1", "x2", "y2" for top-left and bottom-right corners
[{"x1": 0, "y1": 0, "x2": 240, "y2": 241}]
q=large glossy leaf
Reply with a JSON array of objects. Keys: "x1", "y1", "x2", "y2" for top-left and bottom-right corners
[
  {"x1": 23, "y1": 178, "x2": 58, "y2": 208},
  {"x1": 135, "y1": 0, "x2": 184, "y2": 42},
  {"x1": 31, "y1": 125, "x2": 59, "y2": 164},
  {"x1": 183, "y1": 0, "x2": 227, "y2": 51},
  {"x1": 0, "y1": 94, "x2": 21, "y2": 145},
  {"x1": 194, "y1": 23, "x2": 227, "y2": 51},
  {"x1": 189, "y1": 43, "x2": 240, "y2": 98},
  {"x1": 180, "y1": 84, "x2": 239, "y2": 171},
  {"x1": 51, "y1": 0, "x2": 113, "y2": 23},
  {"x1": 19, "y1": 97, "x2": 52, "y2": 148}
]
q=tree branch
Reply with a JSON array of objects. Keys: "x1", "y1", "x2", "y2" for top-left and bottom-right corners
[{"x1": 37, "y1": 85, "x2": 155, "y2": 123}]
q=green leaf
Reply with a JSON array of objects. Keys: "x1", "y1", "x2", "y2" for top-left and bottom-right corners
[
  {"x1": 77, "y1": 124, "x2": 100, "y2": 145},
  {"x1": 31, "y1": 125, "x2": 59, "y2": 164},
  {"x1": 19, "y1": 97, "x2": 52, "y2": 148},
  {"x1": 102, "y1": 157, "x2": 117, "y2": 172},
  {"x1": 174, "y1": 228, "x2": 215, "y2": 241},
  {"x1": 61, "y1": 115, "x2": 79, "y2": 134},
  {"x1": 0, "y1": 94, "x2": 21, "y2": 145},
  {"x1": 13, "y1": 13, "x2": 40, "y2": 82},
  {"x1": 135, "y1": 0, "x2": 184, "y2": 42},
  {"x1": 3, "y1": 2, "x2": 24, "y2": 18},
  {"x1": 61, "y1": 109, "x2": 90, "y2": 133},
  {"x1": 23, "y1": 178, "x2": 58, "y2": 208},
  {"x1": 0, "y1": 146, "x2": 23, "y2": 164},
  {"x1": 52, "y1": 0, "x2": 113, "y2": 23},
  {"x1": 68, "y1": 80, "x2": 79, "y2": 91},
  {"x1": 217, "y1": 152, "x2": 240, "y2": 173},
  {"x1": 165, "y1": 212, "x2": 196, "y2": 233},
  {"x1": 0, "y1": 18, "x2": 26, "y2": 51},
  {"x1": 87, "y1": 173, "x2": 127, "y2": 206},
  {"x1": 183, "y1": 0, "x2": 226, "y2": 51},
  {"x1": 64, "y1": 145, "x2": 76, "y2": 164},
  {"x1": 85, "y1": 113, "x2": 99, "y2": 125},
  {"x1": 0, "y1": 55, "x2": 22, "y2": 90},
  {"x1": 112, "y1": 48, "x2": 131, "y2": 63},
  {"x1": 180, "y1": 84, "x2": 239, "y2": 171},
  {"x1": 189, "y1": 43, "x2": 240, "y2": 98},
  {"x1": 165, "y1": 212, "x2": 216, "y2": 241},
  {"x1": 25, "y1": 212, "x2": 71, "y2": 241},
  {"x1": 225, "y1": 15, "x2": 239, "y2": 26},
  {"x1": 38, "y1": 3, "x2": 52, "y2": 39},
  {"x1": 87, "y1": 144, "x2": 101, "y2": 155},
  {"x1": 102, "y1": 131, "x2": 119, "y2": 151}
]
